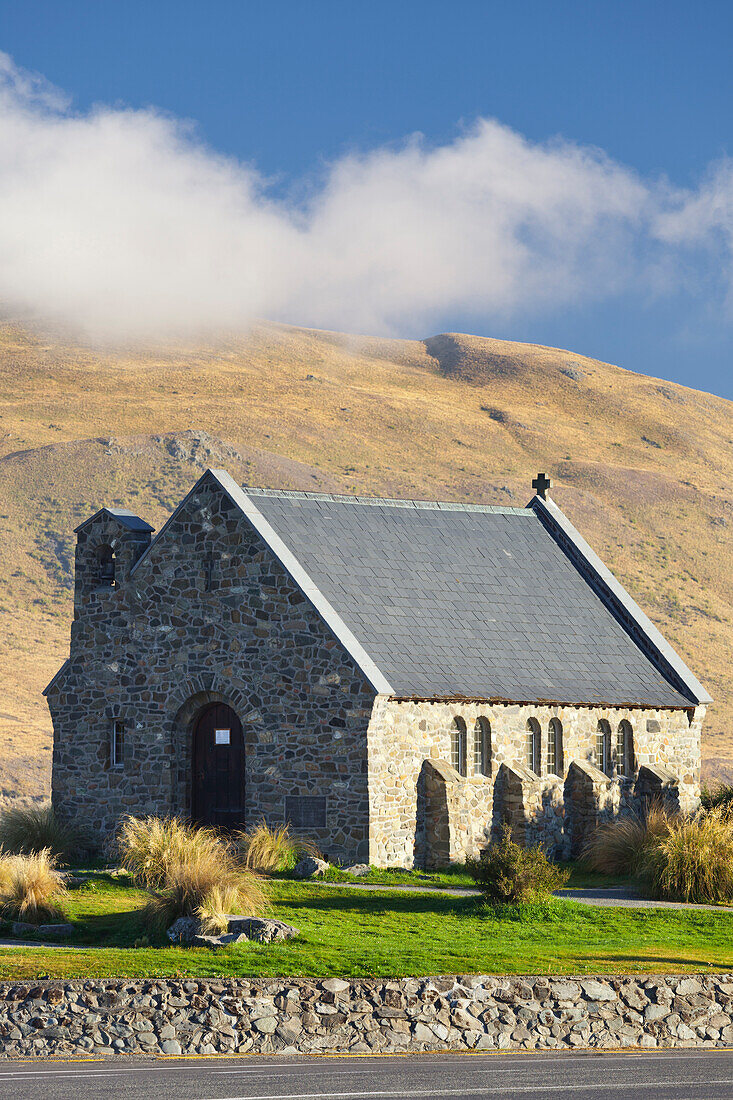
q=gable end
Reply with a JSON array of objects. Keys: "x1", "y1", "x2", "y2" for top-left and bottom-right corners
[
  {"x1": 130, "y1": 468, "x2": 394, "y2": 696},
  {"x1": 208, "y1": 470, "x2": 395, "y2": 696}
]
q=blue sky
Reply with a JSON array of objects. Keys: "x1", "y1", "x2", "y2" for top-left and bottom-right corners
[{"x1": 2, "y1": 0, "x2": 732, "y2": 397}]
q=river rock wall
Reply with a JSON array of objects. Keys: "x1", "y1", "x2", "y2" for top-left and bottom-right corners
[{"x1": 2, "y1": 974, "x2": 733, "y2": 1058}]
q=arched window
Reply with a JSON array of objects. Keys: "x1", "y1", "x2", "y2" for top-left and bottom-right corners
[
  {"x1": 473, "y1": 717, "x2": 491, "y2": 777},
  {"x1": 451, "y1": 717, "x2": 467, "y2": 777},
  {"x1": 97, "y1": 544, "x2": 116, "y2": 588},
  {"x1": 596, "y1": 719, "x2": 611, "y2": 776},
  {"x1": 547, "y1": 718, "x2": 563, "y2": 776},
  {"x1": 617, "y1": 720, "x2": 634, "y2": 778},
  {"x1": 525, "y1": 718, "x2": 541, "y2": 776}
]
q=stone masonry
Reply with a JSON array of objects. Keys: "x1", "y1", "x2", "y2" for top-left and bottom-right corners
[
  {"x1": 366, "y1": 697, "x2": 702, "y2": 866},
  {"x1": 2, "y1": 974, "x2": 733, "y2": 1057},
  {"x1": 49, "y1": 478, "x2": 375, "y2": 862}
]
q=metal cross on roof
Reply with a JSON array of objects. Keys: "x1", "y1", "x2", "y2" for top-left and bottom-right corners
[{"x1": 532, "y1": 472, "x2": 553, "y2": 499}]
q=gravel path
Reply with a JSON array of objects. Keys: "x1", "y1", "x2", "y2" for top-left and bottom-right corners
[
  {"x1": 555, "y1": 887, "x2": 728, "y2": 912},
  {"x1": 306, "y1": 879, "x2": 728, "y2": 911}
]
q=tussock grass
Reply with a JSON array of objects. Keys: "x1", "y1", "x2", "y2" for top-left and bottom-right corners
[
  {"x1": 116, "y1": 815, "x2": 196, "y2": 890},
  {"x1": 116, "y1": 816, "x2": 266, "y2": 932},
  {"x1": 0, "y1": 848, "x2": 66, "y2": 924},
  {"x1": 0, "y1": 802, "x2": 88, "y2": 864},
  {"x1": 643, "y1": 806, "x2": 733, "y2": 904},
  {"x1": 235, "y1": 820, "x2": 321, "y2": 874},
  {"x1": 195, "y1": 883, "x2": 255, "y2": 935},
  {"x1": 583, "y1": 804, "x2": 733, "y2": 904},
  {"x1": 581, "y1": 804, "x2": 672, "y2": 876}
]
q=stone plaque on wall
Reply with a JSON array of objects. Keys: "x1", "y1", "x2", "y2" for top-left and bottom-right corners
[{"x1": 285, "y1": 795, "x2": 327, "y2": 829}]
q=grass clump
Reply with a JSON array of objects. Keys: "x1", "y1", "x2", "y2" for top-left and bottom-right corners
[
  {"x1": 0, "y1": 848, "x2": 67, "y2": 924},
  {"x1": 116, "y1": 815, "x2": 193, "y2": 889},
  {"x1": 0, "y1": 802, "x2": 88, "y2": 864},
  {"x1": 466, "y1": 826, "x2": 569, "y2": 903},
  {"x1": 583, "y1": 803, "x2": 733, "y2": 904},
  {"x1": 235, "y1": 820, "x2": 321, "y2": 874},
  {"x1": 581, "y1": 804, "x2": 672, "y2": 876},
  {"x1": 643, "y1": 806, "x2": 733, "y2": 904},
  {"x1": 116, "y1": 816, "x2": 267, "y2": 933}
]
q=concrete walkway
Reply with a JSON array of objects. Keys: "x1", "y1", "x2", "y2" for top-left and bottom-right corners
[{"x1": 0, "y1": 939, "x2": 87, "y2": 950}]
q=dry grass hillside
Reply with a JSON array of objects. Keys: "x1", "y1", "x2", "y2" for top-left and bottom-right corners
[{"x1": 1, "y1": 321, "x2": 732, "y2": 804}]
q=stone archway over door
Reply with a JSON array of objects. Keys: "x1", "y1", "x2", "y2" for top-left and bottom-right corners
[{"x1": 192, "y1": 703, "x2": 245, "y2": 829}]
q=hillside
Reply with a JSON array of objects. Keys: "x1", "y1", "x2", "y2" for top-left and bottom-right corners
[{"x1": 1, "y1": 321, "x2": 732, "y2": 804}]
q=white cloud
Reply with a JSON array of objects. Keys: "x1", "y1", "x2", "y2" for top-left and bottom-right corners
[{"x1": 0, "y1": 51, "x2": 730, "y2": 343}]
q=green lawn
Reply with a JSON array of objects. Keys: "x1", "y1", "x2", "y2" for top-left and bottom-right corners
[{"x1": 0, "y1": 873, "x2": 731, "y2": 980}]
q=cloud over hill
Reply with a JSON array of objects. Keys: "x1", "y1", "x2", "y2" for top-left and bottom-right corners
[{"x1": 1, "y1": 52, "x2": 732, "y2": 343}]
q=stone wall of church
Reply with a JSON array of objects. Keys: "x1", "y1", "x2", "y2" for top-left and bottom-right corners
[
  {"x1": 48, "y1": 471, "x2": 703, "y2": 869},
  {"x1": 366, "y1": 698, "x2": 703, "y2": 868},
  {"x1": 49, "y1": 476, "x2": 376, "y2": 862}
]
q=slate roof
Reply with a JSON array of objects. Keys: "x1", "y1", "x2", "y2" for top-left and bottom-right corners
[
  {"x1": 74, "y1": 508, "x2": 154, "y2": 534},
  {"x1": 206, "y1": 471, "x2": 706, "y2": 709}
]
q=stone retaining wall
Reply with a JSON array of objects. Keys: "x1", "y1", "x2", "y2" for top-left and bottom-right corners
[{"x1": 2, "y1": 974, "x2": 733, "y2": 1058}]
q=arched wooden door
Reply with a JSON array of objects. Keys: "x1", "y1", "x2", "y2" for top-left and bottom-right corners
[{"x1": 192, "y1": 703, "x2": 245, "y2": 829}]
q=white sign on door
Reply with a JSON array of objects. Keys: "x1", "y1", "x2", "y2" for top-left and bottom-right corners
[{"x1": 215, "y1": 728, "x2": 231, "y2": 745}]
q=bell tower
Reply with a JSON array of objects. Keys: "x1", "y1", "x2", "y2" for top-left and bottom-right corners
[{"x1": 73, "y1": 507, "x2": 154, "y2": 618}]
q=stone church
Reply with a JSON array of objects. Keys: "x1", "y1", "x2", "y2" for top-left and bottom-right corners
[{"x1": 46, "y1": 468, "x2": 709, "y2": 867}]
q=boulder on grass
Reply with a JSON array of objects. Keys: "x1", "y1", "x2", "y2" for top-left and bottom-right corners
[
  {"x1": 167, "y1": 914, "x2": 299, "y2": 948},
  {"x1": 225, "y1": 916, "x2": 299, "y2": 943},
  {"x1": 345, "y1": 863, "x2": 371, "y2": 876},
  {"x1": 166, "y1": 916, "x2": 200, "y2": 945},
  {"x1": 292, "y1": 856, "x2": 329, "y2": 879},
  {"x1": 59, "y1": 871, "x2": 91, "y2": 889},
  {"x1": 12, "y1": 921, "x2": 74, "y2": 940}
]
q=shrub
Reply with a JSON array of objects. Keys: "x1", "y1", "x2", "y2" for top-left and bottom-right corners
[
  {"x1": 581, "y1": 804, "x2": 672, "y2": 876},
  {"x1": 116, "y1": 816, "x2": 267, "y2": 933},
  {"x1": 643, "y1": 806, "x2": 733, "y2": 903},
  {"x1": 235, "y1": 820, "x2": 322, "y2": 874},
  {"x1": 0, "y1": 802, "x2": 88, "y2": 864},
  {"x1": 467, "y1": 826, "x2": 569, "y2": 903},
  {"x1": 701, "y1": 783, "x2": 733, "y2": 811},
  {"x1": 0, "y1": 849, "x2": 67, "y2": 924}
]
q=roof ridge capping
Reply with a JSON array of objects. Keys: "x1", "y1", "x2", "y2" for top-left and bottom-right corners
[
  {"x1": 237, "y1": 482, "x2": 532, "y2": 514},
  {"x1": 529, "y1": 493, "x2": 712, "y2": 706}
]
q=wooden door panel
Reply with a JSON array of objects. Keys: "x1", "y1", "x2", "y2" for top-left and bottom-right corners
[{"x1": 192, "y1": 703, "x2": 245, "y2": 829}]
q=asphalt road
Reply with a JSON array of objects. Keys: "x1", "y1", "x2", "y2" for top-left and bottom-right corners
[{"x1": 0, "y1": 1050, "x2": 732, "y2": 1100}]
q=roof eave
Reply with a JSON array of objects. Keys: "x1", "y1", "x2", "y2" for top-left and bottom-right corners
[
  {"x1": 43, "y1": 658, "x2": 70, "y2": 696},
  {"x1": 388, "y1": 693, "x2": 697, "y2": 710},
  {"x1": 529, "y1": 493, "x2": 712, "y2": 706}
]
